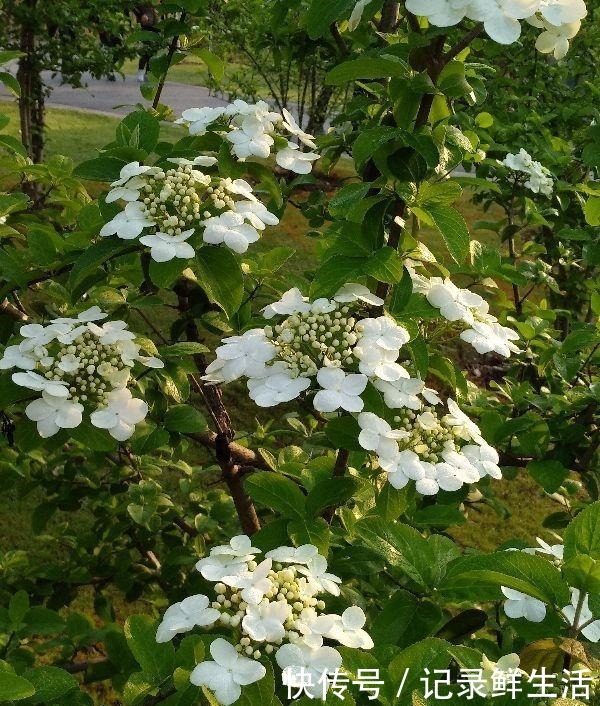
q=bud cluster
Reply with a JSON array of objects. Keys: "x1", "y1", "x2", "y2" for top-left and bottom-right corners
[{"x1": 393, "y1": 406, "x2": 457, "y2": 464}]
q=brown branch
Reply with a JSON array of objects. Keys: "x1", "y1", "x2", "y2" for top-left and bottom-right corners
[
  {"x1": 152, "y1": 11, "x2": 187, "y2": 110},
  {"x1": 330, "y1": 23, "x2": 349, "y2": 57},
  {"x1": 379, "y1": 2, "x2": 400, "y2": 32},
  {"x1": 189, "y1": 429, "x2": 270, "y2": 471},
  {"x1": 444, "y1": 23, "x2": 484, "y2": 63},
  {"x1": 0, "y1": 298, "x2": 27, "y2": 321}
]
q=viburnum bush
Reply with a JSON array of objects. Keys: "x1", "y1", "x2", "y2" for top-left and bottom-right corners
[{"x1": 0, "y1": 1, "x2": 599, "y2": 705}]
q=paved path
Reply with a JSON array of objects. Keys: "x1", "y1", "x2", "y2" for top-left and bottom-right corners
[{"x1": 0, "y1": 68, "x2": 229, "y2": 119}]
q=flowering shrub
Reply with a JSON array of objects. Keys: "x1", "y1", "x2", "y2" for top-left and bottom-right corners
[{"x1": 0, "y1": 1, "x2": 598, "y2": 705}]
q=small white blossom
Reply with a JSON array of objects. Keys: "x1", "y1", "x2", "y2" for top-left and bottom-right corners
[
  {"x1": 203, "y1": 330, "x2": 276, "y2": 384},
  {"x1": 333, "y1": 283, "x2": 384, "y2": 306},
  {"x1": 233, "y1": 200, "x2": 279, "y2": 230},
  {"x1": 177, "y1": 106, "x2": 226, "y2": 135},
  {"x1": 358, "y1": 412, "x2": 409, "y2": 459},
  {"x1": 276, "y1": 641, "x2": 342, "y2": 699},
  {"x1": 89, "y1": 388, "x2": 148, "y2": 441},
  {"x1": 297, "y1": 555, "x2": 342, "y2": 596},
  {"x1": 12, "y1": 371, "x2": 69, "y2": 398},
  {"x1": 247, "y1": 365, "x2": 311, "y2": 407},
  {"x1": 25, "y1": 393, "x2": 83, "y2": 438},
  {"x1": 502, "y1": 587, "x2": 547, "y2": 622},
  {"x1": 462, "y1": 444, "x2": 503, "y2": 480},
  {"x1": 156, "y1": 594, "x2": 220, "y2": 643},
  {"x1": 275, "y1": 143, "x2": 319, "y2": 174},
  {"x1": 563, "y1": 589, "x2": 600, "y2": 642},
  {"x1": 139, "y1": 229, "x2": 195, "y2": 262},
  {"x1": 313, "y1": 367, "x2": 367, "y2": 413},
  {"x1": 327, "y1": 607, "x2": 374, "y2": 650},
  {"x1": 242, "y1": 600, "x2": 292, "y2": 642},
  {"x1": 262, "y1": 288, "x2": 311, "y2": 319},
  {"x1": 100, "y1": 201, "x2": 154, "y2": 239},
  {"x1": 202, "y1": 212, "x2": 260, "y2": 253},
  {"x1": 281, "y1": 108, "x2": 317, "y2": 149}
]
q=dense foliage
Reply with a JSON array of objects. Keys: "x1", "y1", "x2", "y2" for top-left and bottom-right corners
[{"x1": 0, "y1": 1, "x2": 598, "y2": 705}]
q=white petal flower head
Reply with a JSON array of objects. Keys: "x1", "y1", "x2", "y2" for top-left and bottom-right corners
[
  {"x1": 203, "y1": 330, "x2": 276, "y2": 384},
  {"x1": 405, "y1": 0, "x2": 470, "y2": 26},
  {"x1": 460, "y1": 320, "x2": 520, "y2": 357},
  {"x1": 100, "y1": 201, "x2": 154, "y2": 240},
  {"x1": 265, "y1": 544, "x2": 320, "y2": 565},
  {"x1": 242, "y1": 600, "x2": 292, "y2": 642},
  {"x1": 262, "y1": 288, "x2": 311, "y2": 319},
  {"x1": 168, "y1": 155, "x2": 218, "y2": 169},
  {"x1": 327, "y1": 607, "x2": 374, "y2": 649},
  {"x1": 156, "y1": 594, "x2": 220, "y2": 643},
  {"x1": 227, "y1": 118, "x2": 274, "y2": 160},
  {"x1": 90, "y1": 388, "x2": 148, "y2": 441},
  {"x1": 233, "y1": 200, "x2": 279, "y2": 230},
  {"x1": 225, "y1": 558, "x2": 273, "y2": 605},
  {"x1": 297, "y1": 555, "x2": 342, "y2": 596},
  {"x1": 190, "y1": 638, "x2": 266, "y2": 706},
  {"x1": 105, "y1": 177, "x2": 146, "y2": 204},
  {"x1": 415, "y1": 461, "x2": 441, "y2": 495},
  {"x1": 501, "y1": 587, "x2": 547, "y2": 622},
  {"x1": 139, "y1": 229, "x2": 195, "y2": 263},
  {"x1": 444, "y1": 398, "x2": 486, "y2": 446},
  {"x1": 178, "y1": 106, "x2": 226, "y2": 135},
  {"x1": 333, "y1": 283, "x2": 384, "y2": 306},
  {"x1": 358, "y1": 412, "x2": 408, "y2": 459},
  {"x1": 535, "y1": 537, "x2": 564, "y2": 562},
  {"x1": 380, "y1": 449, "x2": 426, "y2": 490},
  {"x1": 203, "y1": 212, "x2": 260, "y2": 254},
  {"x1": 281, "y1": 108, "x2": 317, "y2": 149},
  {"x1": 25, "y1": 393, "x2": 84, "y2": 438},
  {"x1": 563, "y1": 589, "x2": 600, "y2": 642},
  {"x1": 196, "y1": 536, "x2": 259, "y2": 583},
  {"x1": 476, "y1": 653, "x2": 522, "y2": 695},
  {"x1": 276, "y1": 641, "x2": 342, "y2": 699},
  {"x1": 0, "y1": 345, "x2": 37, "y2": 370},
  {"x1": 89, "y1": 320, "x2": 136, "y2": 345},
  {"x1": 358, "y1": 316, "x2": 410, "y2": 351},
  {"x1": 426, "y1": 279, "x2": 484, "y2": 324},
  {"x1": 373, "y1": 377, "x2": 424, "y2": 410},
  {"x1": 275, "y1": 143, "x2": 319, "y2": 174},
  {"x1": 12, "y1": 371, "x2": 69, "y2": 398},
  {"x1": 295, "y1": 608, "x2": 339, "y2": 649},
  {"x1": 313, "y1": 367, "x2": 367, "y2": 413},
  {"x1": 538, "y1": 0, "x2": 586, "y2": 26},
  {"x1": 461, "y1": 444, "x2": 502, "y2": 479},
  {"x1": 247, "y1": 365, "x2": 311, "y2": 407},
  {"x1": 111, "y1": 161, "x2": 153, "y2": 186}
]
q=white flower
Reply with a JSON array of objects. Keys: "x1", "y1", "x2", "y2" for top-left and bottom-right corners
[
  {"x1": 538, "y1": 0, "x2": 587, "y2": 26},
  {"x1": 233, "y1": 201, "x2": 279, "y2": 230},
  {"x1": 106, "y1": 177, "x2": 146, "y2": 203},
  {"x1": 156, "y1": 594, "x2": 220, "y2": 643},
  {"x1": 100, "y1": 201, "x2": 154, "y2": 239},
  {"x1": 415, "y1": 462, "x2": 441, "y2": 495},
  {"x1": 297, "y1": 555, "x2": 342, "y2": 596},
  {"x1": 374, "y1": 377, "x2": 424, "y2": 410},
  {"x1": 426, "y1": 279, "x2": 485, "y2": 324},
  {"x1": 535, "y1": 19, "x2": 581, "y2": 58},
  {"x1": 444, "y1": 399, "x2": 486, "y2": 446},
  {"x1": 461, "y1": 444, "x2": 502, "y2": 480},
  {"x1": 247, "y1": 365, "x2": 311, "y2": 407},
  {"x1": 295, "y1": 608, "x2": 339, "y2": 649},
  {"x1": 380, "y1": 449, "x2": 426, "y2": 490},
  {"x1": 227, "y1": 118, "x2": 274, "y2": 160},
  {"x1": 358, "y1": 316, "x2": 410, "y2": 351},
  {"x1": 139, "y1": 229, "x2": 195, "y2": 262},
  {"x1": 12, "y1": 371, "x2": 69, "y2": 398},
  {"x1": 262, "y1": 288, "x2": 311, "y2": 319},
  {"x1": 357, "y1": 412, "x2": 408, "y2": 459},
  {"x1": 534, "y1": 537, "x2": 564, "y2": 562},
  {"x1": 405, "y1": 0, "x2": 469, "y2": 26},
  {"x1": 89, "y1": 320, "x2": 136, "y2": 345},
  {"x1": 501, "y1": 587, "x2": 547, "y2": 622},
  {"x1": 327, "y1": 607, "x2": 374, "y2": 650},
  {"x1": 0, "y1": 345, "x2": 37, "y2": 370},
  {"x1": 275, "y1": 143, "x2": 319, "y2": 174},
  {"x1": 225, "y1": 558, "x2": 273, "y2": 605},
  {"x1": 203, "y1": 212, "x2": 260, "y2": 254},
  {"x1": 436, "y1": 452, "x2": 480, "y2": 490},
  {"x1": 177, "y1": 106, "x2": 226, "y2": 135},
  {"x1": 460, "y1": 320, "x2": 520, "y2": 357},
  {"x1": 168, "y1": 155, "x2": 218, "y2": 169},
  {"x1": 25, "y1": 393, "x2": 83, "y2": 437},
  {"x1": 196, "y1": 535, "x2": 259, "y2": 582},
  {"x1": 74, "y1": 306, "x2": 108, "y2": 323},
  {"x1": 281, "y1": 108, "x2": 317, "y2": 150},
  {"x1": 333, "y1": 283, "x2": 384, "y2": 306},
  {"x1": 111, "y1": 161, "x2": 153, "y2": 186},
  {"x1": 89, "y1": 388, "x2": 148, "y2": 441},
  {"x1": 242, "y1": 600, "x2": 292, "y2": 642},
  {"x1": 19, "y1": 322, "x2": 67, "y2": 351},
  {"x1": 276, "y1": 641, "x2": 342, "y2": 699},
  {"x1": 222, "y1": 178, "x2": 257, "y2": 202},
  {"x1": 203, "y1": 330, "x2": 276, "y2": 384},
  {"x1": 563, "y1": 589, "x2": 600, "y2": 642},
  {"x1": 475, "y1": 654, "x2": 522, "y2": 696},
  {"x1": 265, "y1": 545, "x2": 320, "y2": 565},
  {"x1": 423, "y1": 387, "x2": 442, "y2": 405},
  {"x1": 313, "y1": 368, "x2": 367, "y2": 413},
  {"x1": 190, "y1": 638, "x2": 266, "y2": 706}
]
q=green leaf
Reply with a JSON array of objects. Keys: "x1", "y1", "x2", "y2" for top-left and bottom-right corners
[
  {"x1": 159, "y1": 342, "x2": 210, "y2": 358},
  {"x1": 388, "y1": 267, "x2": 413, "y2": 315},
  {"x1": 561, "y1": 326, "x2": 598, "y2": 354},
  {"x1": 117, "y1": 111, "x2": 160, "y2": 153},
  {"x1": 305, "y1": 477, "x2": 360, "y2": 516},
  {"x1": 195, "y1": 247, "x2": 244, "y2": 319},
  {"x1": 21, "y1": 667, "x2": 77, "y2": 704},
  {"x1": 310, "y1": 256, "x2": 365, "y2": 299},
  {"x1": 328, "y1": 183, "x2": 372, "y2": 219},
  {"x1": 364, "y1": 246, "x2": 404, "y2": 283},
  {"x1": 387, "y1": 638, "x2": 451, "y2": 701},
  {"x1": 563, "y1": 502, "x2": 600, "y2": 561},
  {"x1": 439, "y1": 551, "x2": 570, "y2": 606},
  {"x1": 9, "y1": 590, "x2": 29, "y2": 626},
  {"x1": 372, "y1": 589, "x2": 443, "y2": 648},
  {"x1": 527, "y1": 459, "x2": 568, "y2": 493},
  {"x1": 583, "y1": 196, "x2": 600, "y2": 226},
  {"x1": 21, "y1": 607, "x2": 66, "y2": 636},
  {"x1": 0, "y1": 71, "x2": 20, "y2": 97},
  {"x1": 325, "y1": 416, "x2": 363, "y2": 452},
  {"x1": 425, "y1": 203, "x2": 470, "y2": 263},
  {"x1": 124, "y1": 615, "x2": 175, "y2": 686},
  {"x1": 190, "y1": 48, "x2": 225, "y2": 82},
  {"x1": 164, "y1": 405, "x2": 208, "y2": 434},
  {"x1": 68, "y1": 239, "x2": 134, "y2": 299},
  {"x1": 287, "y1": 517, "x2": 330, "y2": 555},
  {"x1": 325, "y1": 56, "x2": 410, "y2": 85},
  {"x1": 73, "y1": 156, "x2": 127, "y2": 181},
  {"x1": 562, "y1": 555, "x2": 600, "y2": 594},
  {"x1": 352, "y1": 127, "x2": 399, "y2": 171},
  {"x1": 306, "y1": 0, "x2": 355, "y2": 38},
  {"x1": 245, "y1": 472, "x2": 306, "y2": 519},
  {"x1": 0, "y1": 671, "x2": 35, "y2": 701}
]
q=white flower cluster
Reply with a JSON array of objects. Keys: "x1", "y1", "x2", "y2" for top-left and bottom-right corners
[
  {"x1": 501, "y1": 148, "x2": 554, "y2": 196},
  {"x1": 203, "y1": 283, "x2": 413, "y2": 410},
  {"x1": 408, "y1": 265, "x2": 520, "y2": 358},
  {"x1": 0, "y1": 307, "x2": 162, "y2": 440},
  {"x1": 156, "y1": 536, "x2": 373, "y2": 705},
  {"x1": 358, "y1": 398, "x2": 502, "y2": 494},
  {"x1": 100, "y1": 160, "x2": 279, "y2": 257},
  {"x1": 177, "y1": 102, "x2": 319, "y2": 175},
  {"x1": 404, "y1": 0, "x2": 586, "y2": 55},
  {"x1": 501, "y1": 538, "x2": 600, "y2": 642}
]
